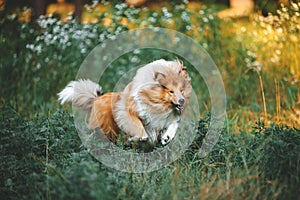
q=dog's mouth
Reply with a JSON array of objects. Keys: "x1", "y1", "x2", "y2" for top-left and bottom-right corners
[{"x1": 173, "y1": 103, "x2": 184, "y2": 112}]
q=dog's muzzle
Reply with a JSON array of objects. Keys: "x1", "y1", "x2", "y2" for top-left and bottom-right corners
[
  {"x1": 178, "y1": 98, "x2": 185, "y2": 106},
  {"x1": 173, "y1": 98, "x2": 185, "y2": 112}
]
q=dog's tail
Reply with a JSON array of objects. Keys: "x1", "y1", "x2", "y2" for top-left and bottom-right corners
[{"x1": 58, "y1": 79, "x2": 102, "y2": 111}]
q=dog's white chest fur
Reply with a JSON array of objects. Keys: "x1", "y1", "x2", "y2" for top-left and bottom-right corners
[{"x1": 135, "y1": 96, "x2": 180, "y2": 143}]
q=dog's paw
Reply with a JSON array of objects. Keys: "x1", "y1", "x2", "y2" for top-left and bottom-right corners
[
  {"x1": 128, "y1": 136, "x2": 149, "y2": 142},
  {"x1": 161, "y1": 135, "x2": 171, "y2": 145},
  {"x1": 128, "y1": 136, "x2": 139, "y2": 142},
  {"x1": 161, "y1": 122, "x2": 178, "y2": 145},
  {"x1": 139, "y1": 136, "x2": 149, "y2": 142}
]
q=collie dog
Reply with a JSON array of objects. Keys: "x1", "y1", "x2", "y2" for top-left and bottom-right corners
[{"x1": 58, "y1": 59, "x2": 192, "y2": 145}]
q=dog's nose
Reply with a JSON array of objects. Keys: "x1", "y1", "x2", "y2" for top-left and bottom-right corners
[{"x1": 178, "y1": 98, "x2": 185, "y2": 106}]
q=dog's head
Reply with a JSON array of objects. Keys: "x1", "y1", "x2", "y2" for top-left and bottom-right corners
[
  {"x1": 153, "y1": 64, "x2": 192, "y2": 113},
  {"x1": 137, "y1": 60, "x2": 192, "y2": 114}
]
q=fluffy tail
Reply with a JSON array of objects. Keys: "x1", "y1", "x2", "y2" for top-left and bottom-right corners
[{"x1": 58, "y1": 79, "x2": 102, "y2": 111}]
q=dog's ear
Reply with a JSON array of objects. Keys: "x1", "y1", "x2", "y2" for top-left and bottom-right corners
[
  {"x1": 179, "y1": 65, "x2": 188, "y2": 78},
  {"x1": 176, "y1": 59, "x2": 188, "y2": 78},
  {"x1": 179, "y1": 65, "x2": 187, "y2": 73},
  {"x1": 154, "y1": 72, "x2": 166, "y2": 80},
  {"x1": 154, "y1": 72, "x2": 166, "y2": 84}
]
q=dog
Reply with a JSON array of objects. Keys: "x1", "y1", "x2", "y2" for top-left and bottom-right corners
[{"x1": 58, "y1": 59, "x2": 192, "y2": 145}]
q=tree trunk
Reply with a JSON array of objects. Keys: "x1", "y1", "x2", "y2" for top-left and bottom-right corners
[
  {"x1": 74, "y1": 0, "x2": 82, "y2": 22},
  {"x1": 33, "y1": 0, "x2": 46, "y2": 19}
]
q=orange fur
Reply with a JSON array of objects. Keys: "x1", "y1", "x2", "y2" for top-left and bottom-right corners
[
  {"x1": 89, "y1": 92, "x2": 147, "y2": 143},
  {"x1": 89, "y1": 92, "x2": 120, "y2": 142}
]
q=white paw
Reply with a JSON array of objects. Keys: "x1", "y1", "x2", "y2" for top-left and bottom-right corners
[
  {"x1": 161, "y1": 135, "x2": 171, "y2": 145},
  {"x1": 161, "y1": 122, "x2": 178, "y2": 145},
  {"x1": 128, "y1": 136, "x2": 149, "y2": 142},
  {"x1": 140, "y1": 136, "x2": 149, "y2": 142}
]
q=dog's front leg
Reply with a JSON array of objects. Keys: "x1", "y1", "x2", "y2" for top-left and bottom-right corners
[
  {"x1": 144, "y1": 125, "x2": 158, "y2": 144},
  {"x1": 161, "y1": 121, "x2": 179, "y2": 145}
]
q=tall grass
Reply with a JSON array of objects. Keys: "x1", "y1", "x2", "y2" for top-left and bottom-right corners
[{"x1": 1, "y1": 106, "x2": 299, "y2": 199}]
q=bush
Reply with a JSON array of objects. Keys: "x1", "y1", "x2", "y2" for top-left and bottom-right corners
[
  {"x1": 256, "y1": 123, "x2": 300, "y2": 199},
  {"x1": 0, "y1": 2, "x2": 222, "y2": 116},
  {"x1": 1, "y1": 104, "x2": 299, "y2": 199},
  {"x1": 0, "y1": 106, "x2": 80, "y2": 199}
]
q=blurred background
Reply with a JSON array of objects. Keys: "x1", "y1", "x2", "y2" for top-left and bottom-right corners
[
  {"x1": 0, "y1": 0, "x2": 289, "y2": 22},
  {"x1": 1, "y1": 0, "x2": 298, "y2": 125}
]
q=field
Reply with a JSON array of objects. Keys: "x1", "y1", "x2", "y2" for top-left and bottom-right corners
[{"x1": 1, "y1": 1, "x2": 300, "y2": 199}]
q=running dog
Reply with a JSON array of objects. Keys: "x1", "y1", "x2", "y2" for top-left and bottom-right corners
[{"x1": 58, "y1": 59, "x2": 192, "y2": 145}]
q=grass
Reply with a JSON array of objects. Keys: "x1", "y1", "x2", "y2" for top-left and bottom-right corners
[{"x1": 0, "y1": 1, "x2": 300, "y2": 199}]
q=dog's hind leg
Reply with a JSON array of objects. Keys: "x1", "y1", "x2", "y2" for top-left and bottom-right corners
[
  {"x1": 120, "y1": 113, "x2": 149, "y2": 141},
  {"x1": 115, "y1": 94, "x2": 150, "y2": 141}
]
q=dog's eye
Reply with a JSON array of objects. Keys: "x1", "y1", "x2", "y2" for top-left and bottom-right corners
[
  {"x1": 161, "y1": 84, "x2": 167, "y2": 89},
  {"x1": 169, "y1": 90, "x2": 174, "y2": 94}
]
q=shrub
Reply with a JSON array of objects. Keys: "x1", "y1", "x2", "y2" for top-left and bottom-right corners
[
  {"x1": 256, "y1": 123, "x2": 300, "y2": 199},
  {"x1": 0, "y1": 106, "x2": 80, "y2": 199}
]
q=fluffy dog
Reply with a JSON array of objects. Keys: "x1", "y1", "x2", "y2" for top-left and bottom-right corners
[{"x1": 58, "y1": 59, "x2": 192, "y2": 145}]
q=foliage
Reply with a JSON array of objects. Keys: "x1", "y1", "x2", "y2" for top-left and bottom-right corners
[
  {"x1": 0, "y1": 15, "x2": 119, "y2": 115},
  {"x1": 257, "y1": 123, "x2": 300, "y2": 199},
  {"x1": 1, "y1": 106, "x2": 299, "y2": 199}
]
